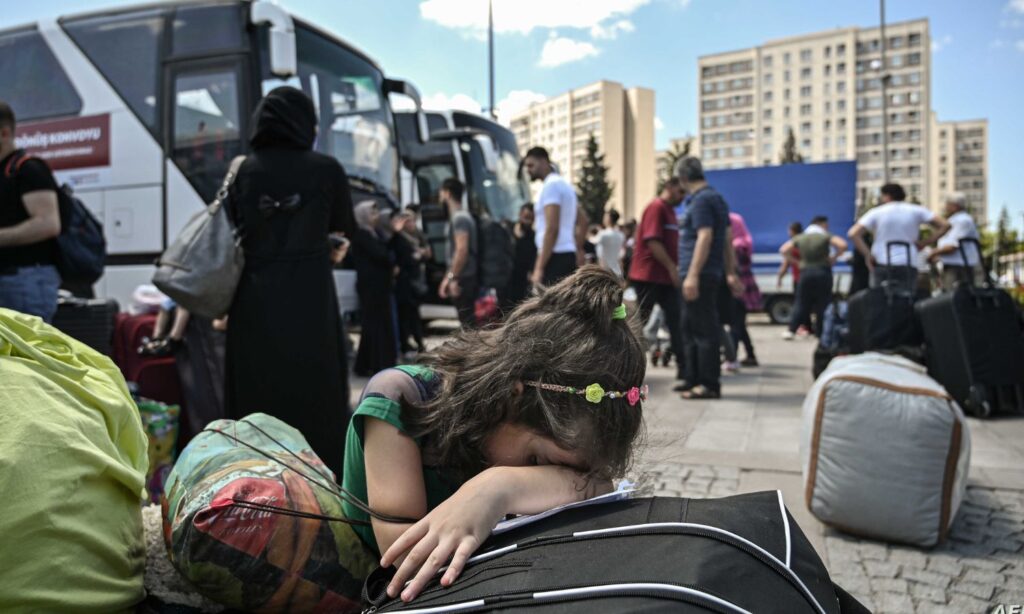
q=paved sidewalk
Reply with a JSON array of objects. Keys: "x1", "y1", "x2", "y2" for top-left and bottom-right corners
[{"x1": 633, "y1": 316, "x2": 1024, "y2": 614}]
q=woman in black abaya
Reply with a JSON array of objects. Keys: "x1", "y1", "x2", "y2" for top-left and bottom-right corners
[{"x1": 225, "y1": 86, "x2": 353, "y2": 477}]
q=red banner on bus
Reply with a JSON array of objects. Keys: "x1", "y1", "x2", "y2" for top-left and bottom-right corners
[{"x1": 14, "y1": 114, "x2": 111, "y2": 171}]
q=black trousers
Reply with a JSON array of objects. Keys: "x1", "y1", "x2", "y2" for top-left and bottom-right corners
[
  {"x1": 681, "y1": 274, "x2": 722, "y2": 393},
  {"x1": 453, "y1": 278, "x2": 478, "y2": 328},
  {"x1": 730, "y1": 298, "x2": 755, "y2": 359},
  {"x1": 789, "y1": 266, "x2": 832, "y2": 336},
  {"x1": 633, "y1": 280, "x2": 686, "y2": 380},
  {"x1": 543, "y1": 252, "x2": 578, "y2": 286},
  {"x1": 397, "y1": 299, "x2": 425, "y2": 352}
]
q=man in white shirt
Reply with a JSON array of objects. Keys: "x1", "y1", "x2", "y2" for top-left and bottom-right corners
[
  {"x1": 596, "y1": 209, "x2": 625, "y2": 278},
  {"x1": 523, "y1": 147, "x2": 588, "y2": 286},
  {"x1": 848, "y1": 183, "x2": 950, "y2": 288},
  {"x1": 929, "y1": 192, "x2": 983, "y2": 290}
]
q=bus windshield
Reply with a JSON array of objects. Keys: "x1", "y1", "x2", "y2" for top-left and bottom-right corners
[
  {"x1": 260, "y1": 24, "x2": 398, "y2": 198},
  {"x1": 452, "y1": 112, "x2": 530, "y2": 223}
]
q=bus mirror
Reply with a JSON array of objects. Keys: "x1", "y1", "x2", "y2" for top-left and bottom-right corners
[
  {"x1": 251, "y1": 1, "x2": 297, "y2": 77},
  {"x1": 385, "y1": 79, "x2": 429, "y2": 144},
  {"x1": 474, "y1": 134, "x2": 499, "y2": 174}
]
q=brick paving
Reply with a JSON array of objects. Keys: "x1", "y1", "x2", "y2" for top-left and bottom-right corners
[{"x1": 629, "y1": 316, "x2": 1024, "y2": 614}]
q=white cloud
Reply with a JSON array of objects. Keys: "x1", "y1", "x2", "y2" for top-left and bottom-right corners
[
  {"x1": 990, "y1": 38, "x2": 1007, "y2": 49},
  {"x1": 538, "y1": 33, "x2": 599, "y2": 67},
  {"x1": 419, "y1": 0, "x2": 650, "y2": 36},
  {"x1": 931, "y1": 34, "x2": 953, "y2": 53},
  {"x1": 590, "y1": 19, "x2": 635, "y2": 40},
  {"x1": 495, "y1": 90, "x2": 548, "y2": 125},
  {"x1": 1008, "y1": 0, "x2": 1024, "y2": 14},
  {"x1": 655, "y1": 116, "x2": 665, "y2": 131},
  {"x1": 1000, "y1": 16, "x2": 1024, "y2": 28}
]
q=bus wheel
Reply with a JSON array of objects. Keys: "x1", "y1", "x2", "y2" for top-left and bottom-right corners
[{"x1": 766, "y1": 296, "x2": 794, "y2": 325}]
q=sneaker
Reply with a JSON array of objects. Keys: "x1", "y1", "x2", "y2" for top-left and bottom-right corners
[
  {"x1": 796, "y1": 326, "x2": 812, "y2": 338},
  {"x1": 782, "y1": 330, "x2": 795, "y2": 341},
  {"x1": 740, "y1": 356, "x2": 759, "y2": 367},
  {"x1": 722, "y1": 361, "x2": 740, "y2": 373}
]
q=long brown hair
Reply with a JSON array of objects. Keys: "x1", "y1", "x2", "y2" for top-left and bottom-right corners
[{"x1": 404, "y1": 266, "x2": 646, "y2": 482}]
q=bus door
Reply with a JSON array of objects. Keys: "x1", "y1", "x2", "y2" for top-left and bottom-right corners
[{"x1": 164, "y1": 56, "x2": 248, "y2": 242}]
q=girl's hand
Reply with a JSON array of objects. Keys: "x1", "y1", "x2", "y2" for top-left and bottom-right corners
[{"x1": 381, "y1": 469, "x2": 509, "y2": 602}]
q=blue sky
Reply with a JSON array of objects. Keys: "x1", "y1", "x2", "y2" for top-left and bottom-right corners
[{"x1": 10, "y1": 0, "x2": 1024, "y2": 227}]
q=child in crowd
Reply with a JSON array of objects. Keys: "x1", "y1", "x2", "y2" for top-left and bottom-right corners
[{"x1": 342, "y1": 266, "x2": 647, "y2": 602}]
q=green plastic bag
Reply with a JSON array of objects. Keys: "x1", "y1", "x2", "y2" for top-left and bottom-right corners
[{"x1": 0, "y1": 308, "x2": 149, "y2": 613}]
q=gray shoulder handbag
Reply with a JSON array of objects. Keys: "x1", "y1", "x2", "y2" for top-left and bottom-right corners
[{"x1": 153, "y1": 156, "x2": 246, "y2": 319}]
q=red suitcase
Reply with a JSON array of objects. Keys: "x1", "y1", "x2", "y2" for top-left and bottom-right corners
[{"x1": 112, "y1": 313, "x2": 182, "y2": 406}]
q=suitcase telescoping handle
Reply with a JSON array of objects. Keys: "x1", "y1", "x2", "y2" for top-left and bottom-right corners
[
  {"x1": 956, "y1": 238, "x2": 993, "y2": 288},
  {"x1": 884, "y1": 241, "x2": 916, "y2": 287}
]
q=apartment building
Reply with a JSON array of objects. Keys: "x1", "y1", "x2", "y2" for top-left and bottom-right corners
[
  {"x1": 930, "y1": 114, "x2": 988, "y2": 224},
  {"x1": 697, "y1": 19, "x2": 933, "y2": 211},
  {"x1": 509, "y1": 80, "x2": 655, "y2": 220}
]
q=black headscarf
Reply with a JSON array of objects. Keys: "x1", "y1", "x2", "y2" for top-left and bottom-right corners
[{"x1": 249, "y1": 86, "x2": 317, "y2": 151}]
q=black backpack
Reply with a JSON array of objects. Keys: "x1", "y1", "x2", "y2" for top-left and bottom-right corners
[
  {"x1": 5, "y1": 152, "x2": 106, "y2": 284},
  {"x1": 474, "y1": 213, "x2": 514, "y2": 291},
  {"x1": 362, "y1": 492, "x2": 868, "y2": 613}
]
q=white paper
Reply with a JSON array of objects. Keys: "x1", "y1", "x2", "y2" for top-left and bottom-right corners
[{"x1": 491, "y1": 480, "x2": 635, "y2": 535}]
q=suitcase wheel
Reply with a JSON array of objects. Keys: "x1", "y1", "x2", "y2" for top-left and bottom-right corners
[{"x1": 967, "y1": 386, "x2": 993, "y2": 418}]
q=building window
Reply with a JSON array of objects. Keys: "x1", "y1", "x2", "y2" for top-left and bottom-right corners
[
  {"x1": 837, "y1": 43, "x2": 846, "y2": 56},
  {"x1": 800, "y1": 104, "x2": 812, "y2": 116},
  {"x1": 824, "y1": 45, "x2": 832, "y2": 58},
  {"x1": 824, "y1": 64, "x2": 832, "y2": 77},
  {"x1": 824, "y1": 119, "x2": 832, "y2": 130},
  {"x1": 800, "y1": 48, "x2": 812, "y2": 62},
  {"x1": 908, "y1": 33, "x2": 921, "y2": 47},
  {"x1": 763, "y1": 73, "x2": 773, "y2": 85},
  {"x1": 838, "y1": 117, "x2": 847, "y2": 129},
  {"x1": 801, "y1": 122, "x2": 811, "y2": 133},
  {"x1": 837, "y1": 62, "x2": 846, "y2": 75},
  {"x1": 800, "y1": 86, "x2": 812, "y2": 97},
  {"x1": 837, "y1": 135, "x2": 847, "y2": 149},
  {"x1": 907, "y1": 52, "x2": 922, "y2": 66},
  {"x1": 824, "y1": 83, "x2": 831, "y2": 96},
  {"x1": 763, "y1": 55, "x2": 773, "y2": 68},
  {"x1": 763, "y1": 91, "x2": 773, "y2": 103},
  {"x1": 763, "y1": 126, "x2": 772, "y2": 136},
  {"x1": 837, "y1": 81, "x2": 847, "y2": 93},
  {"x1": 784, "y1": 106, "x2": 790, "y2": 118},
  {"x1": 824, "y1": 136, "x2": 831, "y2": 148},
  {"x1": 802, "y1": 138, "x2": 812, "y2": 149},
  {"x1": 801, "y1": 67, "x2": 812, "y2": 79},
  {"x1": 784, "y1": 88, "x2": 791, "y2": 100},
  {"x1": 784, "y1": 69, "x2": 791, "y2": 82},
  {"x1": 784, "y1": 52, "x2": 791, "y2": 65},
  {"x1": 837, "y1": 99, "x2": 846, "y2": 111}
]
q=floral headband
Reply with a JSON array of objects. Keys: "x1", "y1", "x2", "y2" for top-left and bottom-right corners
[{"x1": 524, "y1": 381, "x2": 648, "y2": 407}]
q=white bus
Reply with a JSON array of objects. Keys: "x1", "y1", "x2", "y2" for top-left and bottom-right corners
[
  {"x1": 1, "y1": 0, "x2": 426, "y2": 307},
  {"x1": 395, "y1": 110, "x2": 530, "y2": 311}
]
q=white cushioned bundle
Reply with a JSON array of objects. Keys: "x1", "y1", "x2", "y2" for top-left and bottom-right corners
[{"x1": 801, "y1": 352, "x2": 971, "y2": 547}]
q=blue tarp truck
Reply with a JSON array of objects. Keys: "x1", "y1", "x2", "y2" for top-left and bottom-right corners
[{"x1": 705, "y1": 161, "x2": 857, "y2": 324}]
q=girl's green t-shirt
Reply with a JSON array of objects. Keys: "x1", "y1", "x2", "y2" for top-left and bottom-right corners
[{"x1": 342, "y1": 364, "x2": 460, "y2": 553}]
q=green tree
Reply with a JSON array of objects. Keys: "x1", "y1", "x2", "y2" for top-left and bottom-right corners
[
  {"x1": 576, "y1": 133, "x2": 614, "y2": 224},
  {"x1": 657, "y1": 138, "x2": 691, "y2": 191},
  {"x1": 778, "y1": 128, "x2": 804, "y2": 164}
]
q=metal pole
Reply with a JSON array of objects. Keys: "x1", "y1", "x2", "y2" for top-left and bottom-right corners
[
  {"x1": 488, "y1": 0, "x2": 496, "y2": 119},
  {"x1": 879, "y1": 0, "x2": 889, "y2": 185}
]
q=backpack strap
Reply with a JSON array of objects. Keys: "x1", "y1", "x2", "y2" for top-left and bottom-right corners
[{"x1": 4, "y1": 151, "x2": 44, "y2": 180}]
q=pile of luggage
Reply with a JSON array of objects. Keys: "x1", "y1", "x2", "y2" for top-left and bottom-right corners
[{"x1": 815, "y1": 239, "x2": 1024, "y2": 418}]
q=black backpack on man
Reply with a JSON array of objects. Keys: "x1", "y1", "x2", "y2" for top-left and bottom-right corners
[{"x1": 4, "y1": 151, "x2": 106, "y2": 285}]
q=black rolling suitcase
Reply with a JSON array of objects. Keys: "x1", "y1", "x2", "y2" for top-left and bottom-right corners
[
  {"x1": 363, "y1": 492, "x2": 868, "y2": 613},
  {"x1": 847, "y1": 241, "x2": 922, "y2": 354},
  {"x1": 917, "y1": 239, "x2": 1024, "y2": 417},
  {"x1": 51, "y1": 294, "x2": 118, "y2": 356}
]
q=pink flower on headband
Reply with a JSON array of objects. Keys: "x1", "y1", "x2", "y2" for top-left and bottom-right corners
[{"x1": 627, "y1": 387, "x2": 641, "y2": 406}]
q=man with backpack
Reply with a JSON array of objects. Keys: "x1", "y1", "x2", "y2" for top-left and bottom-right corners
[
  {"x1": 438, "y1": 177, "x2": 478, "y2": 327},
  {"x1": 0, "y1": 101, "x2": 62, "y2": 322}
]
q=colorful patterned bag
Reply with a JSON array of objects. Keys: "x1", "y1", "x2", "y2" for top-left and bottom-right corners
[
  {"x1": 162, "y1": 414, "x2": 377, "y2": 613},
  {"x1": 136, "y1": 398, "x2": 180, "y2": 503}
]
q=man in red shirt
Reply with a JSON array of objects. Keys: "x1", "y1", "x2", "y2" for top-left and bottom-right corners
[{"x1": 628, "y1": 177, "x2": 686, "y2": 381}]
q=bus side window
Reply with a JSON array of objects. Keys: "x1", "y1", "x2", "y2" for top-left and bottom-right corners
[{"x1": 171, "y1": 68, "x2": 243, "y2": 202}]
